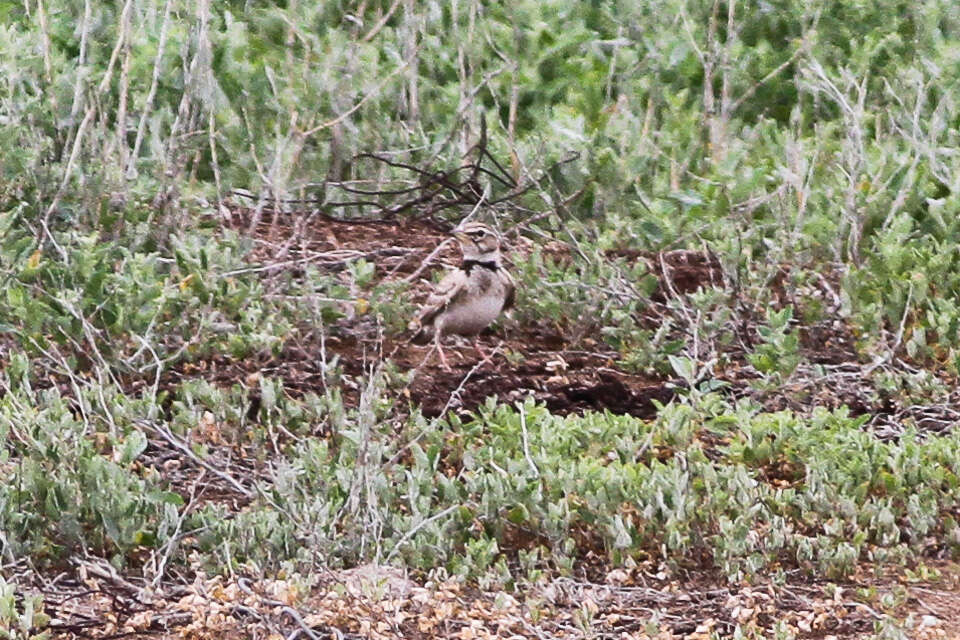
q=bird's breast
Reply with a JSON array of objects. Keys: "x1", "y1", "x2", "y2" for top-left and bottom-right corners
[{"x1": 438, "y1": 270, "x2": 509, "y2": 336}]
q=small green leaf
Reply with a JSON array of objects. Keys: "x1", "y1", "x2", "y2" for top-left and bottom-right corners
[
  {"x1": 120, "y1": 431, "x2": 148, "y2": 464},
  {"x1": 156, "y1": 491, "x2": 186, "y2": 506},
  {"x1": 668, "y1": 355, "x2": 695, "y2": 383},
  {"x1": 132, "y1": 529, "x2": 158, "y2": 547},
  {"x1": 507, "y1": 504, "x2": 528, "y2": 524}
]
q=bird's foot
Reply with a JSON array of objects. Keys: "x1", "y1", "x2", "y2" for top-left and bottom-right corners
[
  {"x1": 437, "y1": 344, "x2": 453, "y2": 372},
  {"x1": 472, "y1": 339, "x2": 490, "y2": 361},
  {"x1": 473, "y1": 340, "x2": 499, "y2": 369}
]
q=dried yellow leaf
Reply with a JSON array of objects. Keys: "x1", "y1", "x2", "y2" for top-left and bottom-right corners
[{"x1": 27, "y1": 249, "x2": 42, "y2": 270}]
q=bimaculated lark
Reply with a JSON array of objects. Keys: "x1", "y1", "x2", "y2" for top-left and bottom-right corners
[{"x1": 411, "y1": 222, "x2": 515, "y2": 369}]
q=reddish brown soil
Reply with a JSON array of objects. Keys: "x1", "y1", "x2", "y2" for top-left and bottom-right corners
[
  {"x1": 162, "y1": 206, "x2": 909, "y2": 430},
  {"x1": 196, "y1": 208, "x2": 698, "y2": 420}
]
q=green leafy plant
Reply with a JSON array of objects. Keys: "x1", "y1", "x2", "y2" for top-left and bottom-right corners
[
  {"x1": 0, "y1": 578, "x2": 49, "y2": 640},
  {"x1": 747, "y1": 306, "x2": 802, "y2": 384}
]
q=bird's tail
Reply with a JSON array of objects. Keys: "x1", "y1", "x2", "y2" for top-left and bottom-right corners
[{"x1": 409, "y1": 323, "x2": 433, "y2": 345}]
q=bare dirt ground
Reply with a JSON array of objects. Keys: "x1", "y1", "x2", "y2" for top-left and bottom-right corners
[
  {"x1": 28, "y1": 207, "x2": 960, "y2": 638},
  {"x1": 173, "y1": 208, "x2": 687, "y2": 420},
  {"x1": 182, "y1": 207, "x2": 914, "y2": 426},
  {"x1": 30, "y1": 557, "x2": 960, "y2": 638}
]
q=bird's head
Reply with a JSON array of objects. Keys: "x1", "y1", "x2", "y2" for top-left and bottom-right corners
[{"x1": 452, "y1": 222, "x2": 501, "y2": 261}]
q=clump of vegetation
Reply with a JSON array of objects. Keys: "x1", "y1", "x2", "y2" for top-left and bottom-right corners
[{"x1": 179, "y1": 392, "x2": 960, "y2": 586}]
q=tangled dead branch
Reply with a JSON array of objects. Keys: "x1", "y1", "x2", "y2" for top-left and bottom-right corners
[{"x1": 232, "y1": 115, "x2": 580, "y2": 232}]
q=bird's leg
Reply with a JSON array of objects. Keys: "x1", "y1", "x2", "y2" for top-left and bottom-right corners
[
  {"x1": 472, "y1": 338, "x2": 490, "y2": 361},
  {"x1": 437, "y1": 344, "x2": 452, "y2": 371},
  {"x1": 435, "y1": 333, "x2": 452, "y2": 371}
]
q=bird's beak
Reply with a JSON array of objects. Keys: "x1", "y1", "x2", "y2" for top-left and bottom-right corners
[{"x1": 451, "y1": 229, "x2": 469, "y2": 242}]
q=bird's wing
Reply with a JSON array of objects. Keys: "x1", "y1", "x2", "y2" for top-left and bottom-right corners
[
  {"x1": 417, "y1": 269, "x2": 469, "y2": 326},
  {"x1": 500, "y1": 268, "x2": 516, "y2": 311}
]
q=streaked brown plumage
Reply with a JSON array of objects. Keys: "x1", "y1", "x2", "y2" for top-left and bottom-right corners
[{"x1": 411, "y1": 222, "x2": 514, "y2": 369}]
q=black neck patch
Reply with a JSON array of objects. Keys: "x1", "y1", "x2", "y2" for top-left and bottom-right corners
[{"x1": 461, "y1": 259, "x2": 499, "y2": 273}]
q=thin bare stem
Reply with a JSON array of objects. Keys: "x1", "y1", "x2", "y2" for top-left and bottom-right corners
[
  {"x1": 128, "y1": 0, "x2": 173, "y2": 178},
  {"x1": 362, "y1": 0, "x2": 402, "y2": 42},
  {"x1": 301, "y1": 57, "x2": 412, "y2": 138}
]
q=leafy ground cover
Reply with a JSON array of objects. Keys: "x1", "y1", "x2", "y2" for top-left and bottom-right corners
[
  {"x1": 6, "y1": 208, "x2": 960, "y2": 639},
  {"x1": 4, "y1": 0, "x2": 960, "y2": 638}
]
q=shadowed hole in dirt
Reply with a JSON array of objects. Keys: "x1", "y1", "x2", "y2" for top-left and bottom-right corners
[{"x1": 404, "y1": 347, "x2": 676, "y2": 419}]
